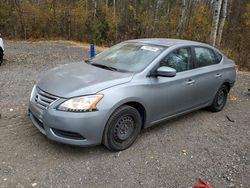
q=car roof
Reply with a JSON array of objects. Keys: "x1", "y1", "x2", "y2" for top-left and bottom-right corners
[{"x1": 126, "y1": 38, "x2": 212, "y2": 48}]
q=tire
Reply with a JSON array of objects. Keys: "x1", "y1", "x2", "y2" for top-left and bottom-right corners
[
  {"x1": 209, "y1": 85, "x2": 228, "y2": 112},
  {"x1": 0, "y1": 50, "x2": 3, "y2": 66},
  {"x1": 103, "y1": 105, "x2": 142, "y2": 151}
]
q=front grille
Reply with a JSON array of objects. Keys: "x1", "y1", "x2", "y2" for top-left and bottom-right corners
[
  {"x1": 51, "y1": 128, "x2": 86, "y2": 140},
  {"x1": 34, "y1": 88, "x2": 58, "y2": 110}
]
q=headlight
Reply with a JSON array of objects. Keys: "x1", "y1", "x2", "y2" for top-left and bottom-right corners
[
  {"x1": 58, "y1": 95, "x2": 103, "y2": 112},
  {"x1": 30, "y1": 85, "x2": 36, "y2": 101}
]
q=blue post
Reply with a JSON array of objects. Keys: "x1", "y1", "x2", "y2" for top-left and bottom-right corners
[{"x1": 90, "y1": 43, "x2": 95, "y2": 58}]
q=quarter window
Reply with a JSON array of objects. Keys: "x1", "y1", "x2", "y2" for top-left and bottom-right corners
[
  {"x1": 214, "y1": 51, "x2": 223, "y2": 63},
  {"x1": 160, "y1": 48, "x2": 192, "y2": 72},
  {"x1": 194, "y1": 47, "x2": 220, "y2": 68}
]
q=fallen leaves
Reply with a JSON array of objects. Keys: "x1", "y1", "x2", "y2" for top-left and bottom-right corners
[
  {"x1": 229, "y1": 95, "x2": 237, "y2": 101},
  {"x1": 182, "y1": 150, "x2": 187, "y2": 155}
]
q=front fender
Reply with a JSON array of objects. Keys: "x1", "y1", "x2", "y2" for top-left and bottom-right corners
[{"x1": 97, "y1": 84, "x2": 150, "y2": 127}]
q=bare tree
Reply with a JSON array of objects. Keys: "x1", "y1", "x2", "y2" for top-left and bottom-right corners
[
  {"x1": 176, "y1": 0, "x2": 188, "y2": 38},
  {"x1": 216, "y1": 0, "x2": 228, "y2": 46},
  {"x1": 105, "y1": 0, "x2": 108, "y2": 14},
  {"x1": 113, "y1": 0, "x2": 116, "y2": 17},
  {"x1": 153, "y1": 0, "x2": 161, "y2": 33},
  {"x1": 93, "y1": 0, "x2": 97, "y2": 17},
  {"x1": 14, "y1": 0, "x2": 27, "y2": 39},
  {"x1": 113, "y1": 0, "x2": 117, "y2": 41},
  {"x1": 210, "y1": 0, "x2": 223, "y2": 46}
]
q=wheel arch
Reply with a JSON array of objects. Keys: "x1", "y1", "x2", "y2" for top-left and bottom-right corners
[
  {"x1": 106, "y1": 99, "x2": 148, "y2": 129},
  {"x1": 123, "y1": 101, "x2": 147, "y2": 128},
  {"x1": 222, "y1": 81, "x2": 231, "y2": 92}
]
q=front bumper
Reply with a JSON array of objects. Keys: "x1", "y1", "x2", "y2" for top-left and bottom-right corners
[{"x1": 28, "y1": 100, "x2": 109, "y2": 146}]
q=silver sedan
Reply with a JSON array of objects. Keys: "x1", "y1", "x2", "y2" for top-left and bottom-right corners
[{"x1": 29, "y1": 38, "x2": 236, "y2": 151}]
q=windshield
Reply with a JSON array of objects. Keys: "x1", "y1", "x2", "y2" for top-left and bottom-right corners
[{"x1": 90, "y1": 42, "x2": 166, "y2": 72}]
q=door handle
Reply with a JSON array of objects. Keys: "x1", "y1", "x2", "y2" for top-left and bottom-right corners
[
  {"x1": 215, "y1": 73, "x2": 222, "y2": 78},
  {"x1": 186, "y1": 79, "x2": 195, "y2": 85}
]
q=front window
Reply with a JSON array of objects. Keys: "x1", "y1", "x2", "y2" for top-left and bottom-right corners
[
  {"x1": 90, "y1": 43, "x2": 166, "y2": 72},
  {"x1": 160, "y1": 47, "x2": 192, "y2": 72}
]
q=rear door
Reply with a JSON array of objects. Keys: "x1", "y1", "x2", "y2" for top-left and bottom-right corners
[{"x1": 190, "y1": 46, "x2": 224, "y2": 105}]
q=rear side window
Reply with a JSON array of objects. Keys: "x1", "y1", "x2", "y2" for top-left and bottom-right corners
[
  {"x1": 194, "y1": 47, "x2": 220, "y2": 68},
  {"x1": 214, "y1": 51, "x2": 223, "y2": 63}
]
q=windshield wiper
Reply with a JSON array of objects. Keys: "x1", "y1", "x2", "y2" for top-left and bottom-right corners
[{"x1": 91, "y1": 63, "x2": 119, "y2": 72}]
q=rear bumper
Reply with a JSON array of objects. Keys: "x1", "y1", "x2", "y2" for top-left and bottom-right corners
[{"x1": 28, "y1": 101, "x2": 109, "y2": 146}]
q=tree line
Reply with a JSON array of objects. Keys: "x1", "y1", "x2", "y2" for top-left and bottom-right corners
[{"x1": 0, "y1": 0, "x2": 249, "y2": 70}]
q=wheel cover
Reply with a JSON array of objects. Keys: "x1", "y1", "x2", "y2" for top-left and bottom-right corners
[
  {"x1": 113, "y1": 115, "x2": 135, "y2": 142},
  {"x1": 216, "y1": 89, "x2": 225, "y2": 107}
]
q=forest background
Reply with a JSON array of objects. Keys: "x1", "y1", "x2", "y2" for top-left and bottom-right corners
[{"x1": 0, "y1": 0, "x2": 249, "y2": 70}]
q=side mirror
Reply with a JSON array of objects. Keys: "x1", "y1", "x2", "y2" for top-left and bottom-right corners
[{"x1": 154, "y1": 66, "x2": 176, "y2": 77}]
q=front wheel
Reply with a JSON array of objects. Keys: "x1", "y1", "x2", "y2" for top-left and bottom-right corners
[
  {"x1": 209, "y1": 85, "x2": 228, "y2": 112},
  {"x1": 103, "y1": 105, "x2": 142, "y2": 151}
]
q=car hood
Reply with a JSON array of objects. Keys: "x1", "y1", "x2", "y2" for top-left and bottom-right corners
[{"x1": 37, "y1": 62, "x2": 134, "y2": 98}]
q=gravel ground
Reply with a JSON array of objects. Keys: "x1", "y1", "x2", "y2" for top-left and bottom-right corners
[{"x1": 0, "y1": 41, "x2": 249, "y2": 188}]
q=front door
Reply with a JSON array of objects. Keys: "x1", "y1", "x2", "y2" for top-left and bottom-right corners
[{"x1": 147, "y1": 47, "x2": 198, "y2": 123}]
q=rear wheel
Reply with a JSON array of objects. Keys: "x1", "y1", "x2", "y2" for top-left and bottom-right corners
[
  {"x1": 209, "y1": 85, "x2": 228, "y2": 112},
  {"x1": 103, "y1": 105, "x2": 142, "y2": 151},
  {"x1": 0, "y1": 50, "x2": 3, "y2": 66}
]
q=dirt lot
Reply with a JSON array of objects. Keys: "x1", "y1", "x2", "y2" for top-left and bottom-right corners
[{"x1": 0, "y1": 41, "x2": 249, "y2": 188}]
